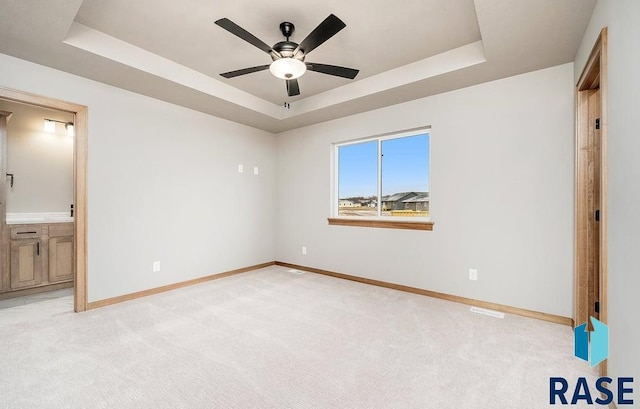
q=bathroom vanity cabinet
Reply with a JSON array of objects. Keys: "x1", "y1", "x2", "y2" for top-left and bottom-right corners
[{"x1": 2, "y1": 222, "x2": 73, "y2": 294}]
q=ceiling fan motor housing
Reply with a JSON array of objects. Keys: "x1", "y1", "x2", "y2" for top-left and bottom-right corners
[
  {"x1": 273, "y1": 22, "x2": 304, "y2": 60},
  {"x1": 272, "y1": 41, "x2": 300, "y2": 59}
]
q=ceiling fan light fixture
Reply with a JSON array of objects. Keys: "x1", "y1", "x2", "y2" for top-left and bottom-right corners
[{"x1": 269, "y1": 58, "x2": 306, "y2": 80}]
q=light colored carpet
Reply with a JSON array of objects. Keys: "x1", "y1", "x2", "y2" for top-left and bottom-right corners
[{"x1": 0, "y1": 265, "x2": 597, "y2": 408}]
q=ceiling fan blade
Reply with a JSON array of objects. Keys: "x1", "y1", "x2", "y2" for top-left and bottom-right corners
[
  {"x1": 286, "y1": 79, "x2": 300, "y2": 97},
  {"x1": 220, "y1": 65, "x2": 270, "y2": 78},
  {"x1": 306, "y1": 63, "x2": 359, "y2": 79},
  {"x1": 215, "y1": 18, "x2": 278, "y2": 56},
  {"x1": 295, "y1": 14, "x2": 346, "y2": 56}
]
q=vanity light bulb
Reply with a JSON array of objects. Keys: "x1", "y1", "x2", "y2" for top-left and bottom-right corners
[
  {"x1": 44, "y1": 119, "x2": 56, "y2": 133},
  {"x1": 66, "y1": 123, "x2": 74, "y2": 137}
]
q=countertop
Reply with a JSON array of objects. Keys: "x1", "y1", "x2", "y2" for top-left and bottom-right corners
[{"x1": 6, "y1": 212, "x2": 74, "y2": 225}]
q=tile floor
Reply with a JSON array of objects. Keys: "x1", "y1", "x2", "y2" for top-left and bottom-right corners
[{"x1": 0, "y1": 288, "x2": 73, "y2": 328}]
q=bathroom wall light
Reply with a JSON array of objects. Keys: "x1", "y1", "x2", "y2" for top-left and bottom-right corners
[{"x1": 43, "y1": 118, "x2": 75, "y2": 136}]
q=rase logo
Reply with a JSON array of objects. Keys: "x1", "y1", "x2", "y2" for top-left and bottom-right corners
[
  {"x1": 549, "y1": 317, "x2": 634, "y2": 406},
  {"x1": 574, "y1": 316, "x2": 608, "y2": 367}
]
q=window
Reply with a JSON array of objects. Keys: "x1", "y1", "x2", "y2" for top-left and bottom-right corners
[{"x1": 331, "y1": 129, "x2": 432, "y2": 230}]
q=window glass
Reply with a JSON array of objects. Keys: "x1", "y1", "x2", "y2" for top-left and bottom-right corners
[
  {"x1": 337, "y1": 140, "x2": 377, "y2": 217},
  {"x1": 335, "y1": 131, "x2": 430, "y2": 219},
  {"x1": 381, "y1": 134, "x2": 429, "y2": 217}
]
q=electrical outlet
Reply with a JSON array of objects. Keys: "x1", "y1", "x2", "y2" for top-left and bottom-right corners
[
  {"x1": 302, "y1": 246, "x2": 307, "y2": 255},
  {"x1": 254, "y1": 166, "x2": 259, "y2": 175},
  {"x1": 238, "y1": 164, "x2": 244, "y2": 173},
  {"x1": 469, "y1": 268, "x2": 478, "y2": 281},
  {"x1": 153, "y1": 261, "x2": 161, "y2": 272}
]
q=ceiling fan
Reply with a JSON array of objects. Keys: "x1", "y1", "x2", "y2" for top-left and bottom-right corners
[{"x1": 214, "y1": 14, "x2": 359, "y2": 97}]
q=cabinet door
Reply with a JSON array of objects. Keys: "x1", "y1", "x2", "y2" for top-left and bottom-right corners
[
  {"x1": 48, "y1": 236, "x2": 73, "y2": 283},
  {"x1": 10, "y1": 239, "x2": 43, "y2": 289}
]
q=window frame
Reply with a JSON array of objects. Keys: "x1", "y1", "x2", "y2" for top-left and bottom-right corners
[{"x1": 330, "y1": 127, "x2": 434, "y2": 231}]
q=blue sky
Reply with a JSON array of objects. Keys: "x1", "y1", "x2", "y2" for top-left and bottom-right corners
[{"x1": 338, "y1": 133, "x2": 429, "y2": 198}]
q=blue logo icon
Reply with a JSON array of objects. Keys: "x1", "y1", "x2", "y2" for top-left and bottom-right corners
[{"x1": 574, "y1": 316, "x2": 608, "y2": 367}]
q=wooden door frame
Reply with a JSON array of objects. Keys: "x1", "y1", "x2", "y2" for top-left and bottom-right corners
[
  {"x1": 575, "y1": 27, "x2": 608, "y2": 376},
  {"x1": 0, "y1": 111, "x2": 11, "y2": 294},
  {"x1": 0, "y1": 86, "x2": 88, "y2": 312}
]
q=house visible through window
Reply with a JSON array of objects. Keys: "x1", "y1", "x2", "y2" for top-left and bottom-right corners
[{"x1": 335, "y1": 129, "x2": 430, "y2": 219}]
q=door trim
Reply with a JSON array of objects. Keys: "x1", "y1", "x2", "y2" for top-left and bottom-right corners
[
  {"x1": 575, "y1": 27, "x2": 608, "y2": 376},
  {"x1": 0, "y1": 86, "x2": 88, "y2": 312},
  {"x1": 0, "y1": 111, "x2": 11, "y2": 294}
]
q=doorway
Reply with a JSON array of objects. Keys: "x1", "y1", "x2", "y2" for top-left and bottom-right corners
[
  {"x1": 0, "y1": 87, "x2": 87, "y2": 312},
  {"x1": 575, "y1": 28, "x2": 608, "y2": 375}
]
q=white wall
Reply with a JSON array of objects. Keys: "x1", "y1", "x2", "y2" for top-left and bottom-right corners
[
  {"x1": 0, "y1": 53, "x2": 277, "y2": 302},
  {"x1": 276, "y1": 63, "x2": 575, "y2": 317},
  {"x1": 4, "y1": 103, "x2": 74, "y2": 213},
  {"x1": 574, "y1": 0, "x2": 640, "y2": 385}
]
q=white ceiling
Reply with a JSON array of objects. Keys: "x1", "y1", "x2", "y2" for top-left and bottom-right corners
[{"x1": 0, "y1": 0, "x2": 596, "y2": 133}]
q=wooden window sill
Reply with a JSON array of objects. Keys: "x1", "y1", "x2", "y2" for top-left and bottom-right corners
[{"x1": 327, "y1": 218, "x2": 434, "y2": 231}]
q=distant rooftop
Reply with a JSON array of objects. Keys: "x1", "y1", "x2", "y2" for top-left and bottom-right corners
[
  {"x1": 403, "y1": 193, "x2": 430, "y2": 203},
  {"x1": 382, "y1": 192, "x2": 428, "y2": 201}
]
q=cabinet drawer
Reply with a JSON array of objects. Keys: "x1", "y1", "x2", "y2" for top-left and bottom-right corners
[
  {"x1": 10, "y1": 226, "x2": 43, "y2": 239},
  {"x1": 49, "y1": 223, "x2": 73, "y2": 237}
]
